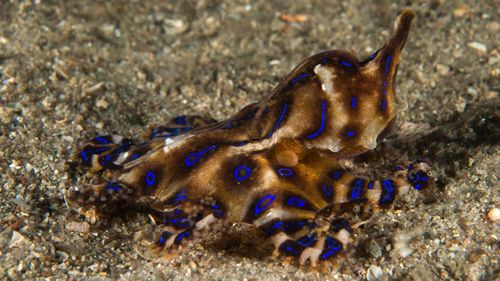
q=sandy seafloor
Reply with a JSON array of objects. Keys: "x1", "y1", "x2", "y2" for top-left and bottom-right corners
[{"x1": 0, "y1": 0, "x2": 499, "y2": 280}]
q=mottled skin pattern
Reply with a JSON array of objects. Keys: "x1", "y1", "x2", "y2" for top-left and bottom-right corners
[{"x1": 68, "y1": 9, "x2": 433, "y2": 266}]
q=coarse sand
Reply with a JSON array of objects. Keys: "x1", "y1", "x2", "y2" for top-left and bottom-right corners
[{"x1": 0, "y1": 1, "x2": 498, "y2": 280}]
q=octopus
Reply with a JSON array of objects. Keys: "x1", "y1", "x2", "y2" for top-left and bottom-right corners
[{"x1": 68, "y1": 8, "x2": 433, "y2": 266}]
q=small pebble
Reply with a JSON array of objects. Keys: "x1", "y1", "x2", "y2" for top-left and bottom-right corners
[
  {"x1": 436, "y1": 64, "x2": 450, "y2": 76},
  {"x1": 9, "y1": 231, "x2": 31, "y2": 249},
  {"x1": 367, "y1": 264, "x2": 383, "y2": 281},
  {"x1": 487, "y1": 207, "x2": 500, "y2": 221},
  {"x1": 453, "y1": 4, "x2": 471, "y2": 18},
  {"x1": 66, "y1": 221, "x2": 91, "y2": 233},
  {"x1": 467, "y1": 42, "x2": 487, "y2": 54}
]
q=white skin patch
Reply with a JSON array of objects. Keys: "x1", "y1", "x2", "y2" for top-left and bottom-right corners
[{"x1": 314, "y1": 64, "x2": 335, "y2": 95}]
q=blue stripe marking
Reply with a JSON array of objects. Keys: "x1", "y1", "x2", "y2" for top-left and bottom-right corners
[
  {"x1": 99, "y1": 154, "x2": 113, "y2": 167},
  {"x1": 320, "y1": 237, "x2": 342, "y2": 260},
  {"x1": 175, "y1": 115, "x2": 188, "y2": 125},
  {"x1": 385, "y1": 55, "x2": 392, "y2": 74},
  {"x1": 368, "y1": 181, "x2": 374, "y2": 190},
  {"x1": 351, "y1": 96, "x2": 358, "y2": 109},
  {"x1": 266, "y1": 103, "x2": 288, "y2": 138},
  {"x1": 351, "y1": 179, "x2": 364, "y2": 200},
  {"x1": 222, "y1": 122, "x2": 236, "y2": 129},
  {"x1": 95, "y1": 136, "x2": 112, "y2": 144},
  {"x1": 170, "y1": 190, "x2": 187, "y2": 205},
  {"x1": 341, "y1": 61, "x2": 353, "y2": 67},
  {"x1": 290, "y1": 73, "x2": 309, "y2": 86},
  {"x1": 233, "y1": 165, "x2": 251, "y2": 182},
  {"x1": 129, "y1": 153, "x2": 141, "y2": 161},
  {"x1": 170, "y1": 217, "x2": 191, "y2": 228},
  {"x1": 175, "y1": 230, "x2": 191, "y2": 243},
  {"x1": 158, "y1": 231, "x2": 172, "y2": 245},
  {"x1": 297, "y1": 234, "x2": 316, "y2": 247},
  {"x1": 306, "y1": 100, "x2": 327, "y2": 139},
  {"x1": 284, "y1": 220, "x2": 307, "y2": 232},
  {"x1": 80, "y1": 147, "x2": 109, "y2": 162},
  {"x1": 105, "y1": 182, "x2": 122, "y2": 191},
  {"x1": 185, "y1": 145, "x2": 217, "y2": 167},
  {"x1": 254, "y1": 194, "x2": 276, "y2": 216},
  {"x1": 231, "y1": 141, "x2": 248, "y2": 147},
  {"x1": 286, "y1": 197, "x2": 305, "y2": 208},
  {"x1": 346, "y1": 130, "x2": 356, "y2": 137},
  {"x1": 381, "y1": 99, "x2": 387, "y2": 111}
]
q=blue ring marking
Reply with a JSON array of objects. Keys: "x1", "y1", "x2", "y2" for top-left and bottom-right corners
[
  {"x1": 145, "y1": 171, "x2": 156, "y2": 186},
  {"x1": 185, "y1": 145, "x2": 217, "y2": 167},
  {"x1": 290, "y1": 73, "x2": 309, "y2": 86},
  {"x1": 320, "y1": 237, "x2": 342, "y2": 260},
  {"x1": 175, "y1": 115, "x2": 188, "y2": 125},
  {"x1": 322, "y1": 184, "x2": 333, "y2": 197},
  {"x1": 278, "y1": 167, "x2": 294, "y2": 177},
  {"x1": 351, "y1": 96, "x2": 358, "y2": 109},
  {"x1": 286, "y1": 197, "x2": 306, "y2": 208},
  {"x1": 233, "y1": 165, "x2": 251, "y2": 182},
  {"x1": 306, "y1": 100, "x2": 327, "y2": 139},
  {"x1": 213, "y1": 202, "x2": 225, "y2": 218},
  {"x1": 385, "y1": 55, "x2": 392, "y2": 74},
  {"x1": 174, "y1": 230, "x2": 191, "y2": 244},
  {"x1": 346, "y1": 130, "x2": 356, "y2": 137},
  {"x1": 341, "y1": 61, "x2": 353, "y2": 67},
  {"x1": 266, "y1": 103, "x2": 288, "y2": 138},
  {"x1": 329, "y1": 170, "x2": 343, "y2": 181},
  {"x1": 105, "y1": 182, "x2": 122, "y2": 191},
  {"x1": 254, "y1": 194, "x2": 276, "y2": 216},
  {"x1": 95, "y1": 136, "x2": 112, "y2": 144},
  {"x1": 351, "y1": 179, "x2": 364, "y2": 200},
  {"x1": 380, "y1": 179, "x2": 395, "y2": 204},
  {"x1": 297, "y1": 234, "x2": 317, "y2": 247}
]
